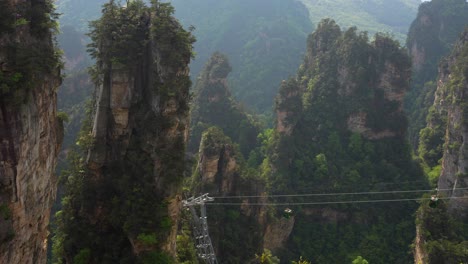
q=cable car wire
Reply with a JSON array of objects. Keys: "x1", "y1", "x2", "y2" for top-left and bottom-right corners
[
  {"x1": 206, "y1": 196, "x2": 468, "y2": 206},
  {"x1": 211, "y1": 187, "x2": 468, "y2": 199}
]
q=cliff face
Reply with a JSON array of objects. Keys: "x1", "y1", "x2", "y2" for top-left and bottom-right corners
[
  {"x1": 276, "y1": 19, "x2": 410, "y2": 145},
  {"x1": 433, "y1": 29, "x2": 468, "y2": 215},
  {"x1": 191, "y1": 127, "x2": 266, "y2": 262},
  {"x1": 54, "y1": 1, "x2": 194, "y2": 262},
  {"x1": 413, "y1": 28, "x2": 468, "y2": 264},
  {"x1": 405, "y1": 0, "x2": 468, "y2": 148},
  {"x1": 189, "y1": 52, "x2": 259, "y2": 157},
  {"x1": 0, "y1": 0, "x2": 62, "y2": 263}
]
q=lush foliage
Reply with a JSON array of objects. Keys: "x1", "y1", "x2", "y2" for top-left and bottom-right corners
[
  {"x1": 266, "y1": 19, "x2": 427, "y2": 263},
  {"x1": 189, "y1": 52, "x2": 261, "y2": 157},
  {"x1": 414, "y1": 28, "x2": 468, "y2": 263},
  {"x1": 189, "y1": 127, "x2": 266, "y2": 263},
  {"x1": 170, "y1": 0, "x2": 312, "y2": 113},
  {"x1": 52, "y1": 1, "x2": 194, "y2": 263},
  {"x1": 0, "y1": 0, "x2": 61, "y2": 103},
  {"x1": 416, "y1": 197, "x2": 468, "y2": 264},
  {"x1": 300, "y1": 0, "x2": 420, "y2": 44},
  {"x1": 405, "y1": 0, "x2": 468, "y2": 150}
]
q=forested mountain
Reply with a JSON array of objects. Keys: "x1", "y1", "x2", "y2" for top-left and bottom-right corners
[
  {"x1": 265, "y1": 19, "x2": 426, "y2": 263},
  {"x1": 169, "y1": 0, "x2": 312, "y2": 113},
  {"x1": 299, "y1": 0, "x2": 420, "y2": 42},
  {"x1": 55, "y1": 0, "x2": 421, "y2": 114},
  {"x1": 186, "y1": 127, "x2": 267, "y2": 263},
  {"x1": 53, "y1": 1, "x2": 195, "y2": 262},
  {"x1": 415, "y1": 28, "x2": 468, "y2": 264},
  {"x1": 405, "y1": 0, "x2": 468, "y2": 149},
  {"x1": 189, "y1": 52, "x2": 260, "y2": 156},
  {"x1": 3, "y1": 0, "x2": 466, "y2": 263}
]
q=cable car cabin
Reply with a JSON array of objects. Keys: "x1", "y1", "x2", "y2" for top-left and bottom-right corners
[
  {"x1": 429, "y1": 195, "x2": 439, "y2": 208},
  {"x1": 283, "y1": 208, "x2": 293, "y2": 219}
]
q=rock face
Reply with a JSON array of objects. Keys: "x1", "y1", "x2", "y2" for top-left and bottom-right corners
[
  {"x1": 85, "y1": 22, "x2": 191, "y2": 257},
  {"x1": 262, "y1": 217, "x2": 294, "y2": 252},
  {"x1": 189, "y1": 52, "x2": 259, "y2": 157},
  {"x1": 193, "y1": 127, "x2": 266, "y2": 262},
  {"x1": 413, "y1": 209, "x2": 429, "y2": 264},
  {"x1": 276, "y1": 19, "x2": 410, "y2": 143},
  {"x1": 276, "y1": 79, "x2": 302, "y2": 136},
  {"x1": 0, "y1": 0, "x2": 62, "y2": 263},
  {"x1": 413, "y1": 28, "x2": 468, "y2": 264},
  {"x1": 405, "y1": 0, "x2": 468, "y2": 149},
  {"x1": 195, "y1": 127, "x2": 241, "y2": 195},
  {"x1": 432, "y1": 29, "x2": 468, "y2": 216},
  {"x1": 407, "y1": 0, "x2": 468, "y2": 77},
  {"x1": 54, "y1": 2, "x2": 195, "y2": 262}
]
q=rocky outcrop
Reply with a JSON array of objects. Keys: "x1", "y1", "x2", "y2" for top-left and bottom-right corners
[
  {"x1": 412, "y1": 28, "x2": 468, "y2": 264},
  {"x1": 193, "y1": 127, "x2": 266, "y2": 261},
  {"x1": 433, "y1": 29, "x2": 468, "y2": 216},
  {"x1": 278, "y1": 20, "x2": 410, "y2": 142},
  {"x1": 405, "y1": 0, "x2": 468, "y2": 149},
  {"x1": 276, "y1": 79, "x2": 302, "y2": 136},
  {"x1": 195, "y1": 127, "x2": 241, "y2": 195},
  {"x1": 413, "y1": 209, "x2": 428, "y2": 264},
  {"x1": 189, "y1": 52, "x2": 259, "y2": 157},
  {"x1": 263, "y1": 217, "x2": 294, "y2": 252},
  {"x1": 54, "y1": 2, "x2": 195, "y2": 262},
  {"x1": 0, "y1": 0, "x2": 62, "y2": 263},
  {"x1": 347, "y1": 112, "x2": 396, "y2": 140},
  {"x1": 407, "y1": 0, "x2": 468, "y2": 77},
  {"x1": 269, "y1": 19, "x2": 422, "y2": 263},
  {"x1": 0, "y1": 77, "x2": 61, "y2": 264}
]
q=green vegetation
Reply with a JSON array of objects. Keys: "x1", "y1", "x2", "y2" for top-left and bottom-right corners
[
  {"x1": 0, "y1": 0, "x2": 61, "y2": 104},
  {"x1": 300, "y1": 0, "x2": 420, "y2": 43},
  {"x1": 176, "y1": 212, "x2": 199, "y2": 264},
  {"x1": 352, "y1": 256, "x2": 369, "y2": 264},
  {"x1": 170, "y1": 0, "x2": 312, "y2": 112},
  {"x1": 405, "y1": 0, "x2": 468, "y2": 150},
  {"x1": 414, "y1": 28, "x2": 468, "y2": 263},
  {"x1": 52, "y1": 0, "x2": 194, "y2": 263},
  {"x1": 188, "y1": 127, "x2": 266, "y2": 263},
  {"x1": 417, "y1": 28, "x2": 468, "y2": 186},
  {"x1": 264, "y1": 19, "x2": 426, "y2": 263},
  {"x1": 137, "y1": 233, "x2": 158, "y2": 246},
  {"x1": 254, "y1": 249, "x2": 280, "y2": 264},
  {"x1": 0, "y1": 204, "x2": 11, "y2": 220},
  {"x1": 189, "y1": 52, "x2": 261, "y2": 157},
  {"x1": 416, "y1": 197, "x2": 468, "y2": 264}
]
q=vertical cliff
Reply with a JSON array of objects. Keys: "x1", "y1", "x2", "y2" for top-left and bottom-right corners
[
  {"x1": 53, "y1": 1, "x2": 194, "y2": 263},
  {"x1": 436, "y1": 29, "x2": 468, "y2": 215},
  {"x1": 186, "y1": 53, "x2": 271, "y2": 262},
  {"x1": 405, "y1": 0, "x2": 468, "y2": 149},
  {"x1": 189, "y1": 127, "x2": 266, "y2": 263},
  {"x1": 0, "y1": 0, "x2": 62, "y2": 263},
  {"x1": 189, "y1": 52, "x2": 260, "y2": 157},
  {"x1": 414, "y1": 28, "x2": 468, "y2": 264}
]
